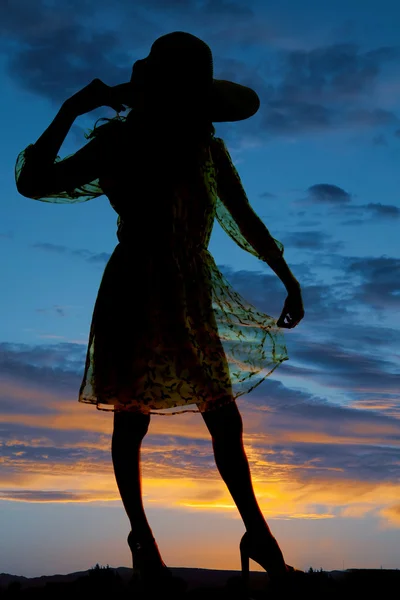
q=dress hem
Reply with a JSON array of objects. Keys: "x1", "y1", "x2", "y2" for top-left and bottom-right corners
[{"x1": 77, "y1": 356, "x2": 288, "y2": 416}]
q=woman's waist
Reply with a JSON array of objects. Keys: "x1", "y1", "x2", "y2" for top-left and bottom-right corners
[{"x1": 117, "y1": 221, "x2": 208, "y2": 250}]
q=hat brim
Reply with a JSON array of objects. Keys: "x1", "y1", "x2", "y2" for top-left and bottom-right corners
[
  {"x1": 113, "y1": 79, "x2": 260, "y2": 123},
  {"x1": 211, "y1": 80, "x2": 260, "y2": 122}
]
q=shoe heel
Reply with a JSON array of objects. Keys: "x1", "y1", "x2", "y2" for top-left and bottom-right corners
[{"x1": 240, "y1": 535, "x2": 250, "y2": 592}]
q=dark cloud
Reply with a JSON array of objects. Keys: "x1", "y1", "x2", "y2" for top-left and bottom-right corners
[
  {"x1": 244, "y1": 379, "x2": 400, "y2": 484},
  {"x1": 278, "y1": 44, "x2": 396, "y2": 99},
  {"x1": 218, "y1": 261, "x2": 399, "y2": 405},
  {"x1": 3, "y1": 1, "x2": 398, "y2": 140},
  {"x1": 33, "y1": 242, "x2": 66, "y2": 254},
  {"x1": 341, "y1": 323, "x2": 400, "y2": 350},
  {"x1": 0, "y1": 421, "x2": 108, "y2": 450},
  {"x1": 33, "y1": 242, "x2": 111, "y2": 264},
  {"x1": 2, "y1": 0, "x2": 251, "y2": 113},
  {"x1": 1, "y1": 421, "x2": 114, "y2": 485},
  {"x1": 338, "y1": 202, "x2": 400, "y2": 225},
  {"x1": 280, "y1": 399, "x2": 400, "y2": 436},
  {"x1": 218, "y1": 265, "x2": 291, "y2": 321},
  {"x1": 87, "y1": 252, "x2": 112, "y2": 264},
  {"x1": 307, "y1": 184, "x2": 352, "y2": 204},
  {"x1": 0, "y1": 490, "x2": 99, "y2": 502},
  {"x1": 36, "y1": 305, "x2": 66, "y2": 317},
  {"x1": 259, "y1": 44, "x2": 399, "y2": 135},
  {"x1": 346, "y1": 256, "x2": 400, "y2": 310},
  {"x1": 221, "y1": 261, "x2": 344, "y2": 325},
  {"x1": 0, "y1": 341, "x2": 85, "y2": 371},
  {"x1": 1, "y1": 442, "x2": 106, "y2": 469},
  {"x1": 263, "y1": 101, "x2": 333, "y2": 134},
  {"x1": 0, "y1": 342, "x2": 85, "y2": 394},
  {"x1": 259, "y1": 191, "x2": 277, "y2": 199},
  {"x1": 1, "y1": 0, "x2": 153, "y2": 108},
  {"x1": 303, "y1": 188, "x2": 398, "y2": 222},
  {"x1": 7, "y1": 28, "x2": 132, "y2": 109},
  {"x1": 364, "y1": 203, "x2": 400, "y2": 218},
  {"x1": 257, "y1": 441, "x2": 400, "y2": 484},
  {"x1": 218, "y1": 261, "x2": 400, "y2": 414},
  {"x1": 283, "y1": 230, "x2": 343, "y2": 252},
  {"x1": 289, "y1": 338, "x2": 399, "y2": 397},
  {"x1": 339, "y1": 218, "x2": 365, "y2": 226}
]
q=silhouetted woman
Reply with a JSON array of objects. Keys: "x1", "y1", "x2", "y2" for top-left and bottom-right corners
[{"x1": 16, "y1": 31, "x2": 304, "y2": 594}]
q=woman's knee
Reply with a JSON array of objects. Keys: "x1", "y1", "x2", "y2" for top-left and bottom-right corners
[
  {"x1": 113, "y1": 409, "x2": 151, "y2": 440},
  {"x1": 201, "y1": 400, "x2": 243, "y2": 441}
]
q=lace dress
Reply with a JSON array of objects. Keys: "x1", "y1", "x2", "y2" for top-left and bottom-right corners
[{"x1": 15, "y1": 113, "x2": 288, "y2": 415}]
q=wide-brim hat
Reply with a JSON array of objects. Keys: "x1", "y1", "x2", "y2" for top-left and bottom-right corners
[{"x1": 114, "y1": 31, "x2": 260, "y2": 123}]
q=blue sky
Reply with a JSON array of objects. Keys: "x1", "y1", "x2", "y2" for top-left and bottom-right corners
[{"x1": 1, "y1": 0, "x2": 400, "y2": 578}]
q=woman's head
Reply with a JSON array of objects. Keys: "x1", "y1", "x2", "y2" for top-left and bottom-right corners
[
  {"x1": 129, "y1": 32, "x2": 213, "y2": 121},
  {"x1": 122, "y1": 32, "x2": 216, "y2": 167}
]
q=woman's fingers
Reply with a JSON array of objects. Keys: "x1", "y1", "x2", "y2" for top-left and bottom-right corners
[{"x1": 277, "y1": 310, "x2": 302, "y2": 329}]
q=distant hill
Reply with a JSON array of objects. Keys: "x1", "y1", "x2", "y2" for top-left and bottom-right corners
[
  {"x1": 1, "y1": 566, "x2": 399, "y2": 599},
  {"x1": 3, "y1": 566, "x2": 254, "y2": 592}
]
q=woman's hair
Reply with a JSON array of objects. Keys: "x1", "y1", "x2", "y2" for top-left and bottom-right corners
[{"x1": 86, "y1": 103, "x2": 215, "y2": 143}]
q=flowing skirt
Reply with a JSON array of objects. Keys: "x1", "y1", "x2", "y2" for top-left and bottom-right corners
[{"x1": 79, "y1": 241, "x2": 288, "y2": 416}]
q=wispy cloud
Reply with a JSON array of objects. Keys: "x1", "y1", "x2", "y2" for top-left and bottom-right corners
[
  {"x1": 36, "y1": 306, "x2": 68, "y2": 317},
  {"x1": 346, "y1": 256, "x2": 400, "y2": 310},
  {"x1": 364, "y1": 203, "x2": 400, "y2": 218},
  {"x1": 32, "y1": 242, "x2": 111, "y2": 265}
]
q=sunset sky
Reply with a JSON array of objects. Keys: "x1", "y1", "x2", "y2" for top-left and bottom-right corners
[{"x1": 1, "y1": 0, "x2": 400, "y2": 579}]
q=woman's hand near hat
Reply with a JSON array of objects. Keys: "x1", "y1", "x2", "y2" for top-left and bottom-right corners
[{"x1": 63, "y1": 78, "x2": 129, "y2": 117}]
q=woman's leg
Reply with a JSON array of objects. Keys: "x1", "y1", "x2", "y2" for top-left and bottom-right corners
[
  {"x1": 111, "y1": 410, "x2": 154, "y2": 540},
  {"x1": 201, "y1": 400, "x2": 272, "y2": 536}
]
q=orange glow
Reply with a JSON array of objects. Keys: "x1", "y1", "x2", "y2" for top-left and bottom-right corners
[{"x1": 1, "y1": 375, "x2": 400, "y2": 535}]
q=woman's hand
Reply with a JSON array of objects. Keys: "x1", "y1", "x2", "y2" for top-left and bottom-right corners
[
  {"x1": 63, "y1": 78, "x2": 130, "y2": 117},
  {"x1": 277, "y1": 286, "x2": 305, "y2": 329}
]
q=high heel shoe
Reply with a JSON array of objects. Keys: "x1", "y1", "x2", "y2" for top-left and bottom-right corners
[
  {"x1": 127, "y1": 531, "x2": 171, "y2": 581},
  {"x1": 240, "y1": 531, "x2": 302, "y2": 594},
  {"x1": 127, "y1": 531, "x2": 187, "y2": 593}
]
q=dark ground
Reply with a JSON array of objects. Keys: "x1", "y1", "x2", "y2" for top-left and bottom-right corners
[{"x1": 1, "y1": 565, "x2": 399, "y2": 599}]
